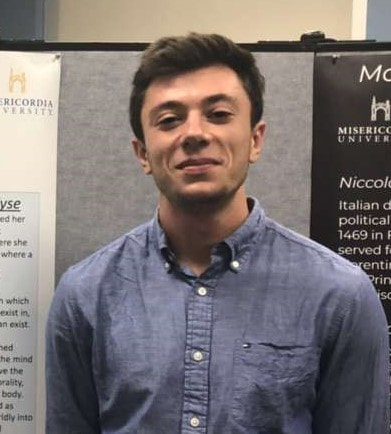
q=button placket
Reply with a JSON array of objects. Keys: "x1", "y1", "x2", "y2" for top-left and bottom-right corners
[{"x1": 181, "y1": 281, "x2": 213, "y2": 433}]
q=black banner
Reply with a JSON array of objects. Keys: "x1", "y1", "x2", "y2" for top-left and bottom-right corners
[{"x1": 311, "y1": 53, "x2": 391, "y2": 320}]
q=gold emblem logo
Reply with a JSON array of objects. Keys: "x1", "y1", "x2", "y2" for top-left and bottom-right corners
[{"x1": 9, "y1": 68, "x2": 26, "y2": 93}]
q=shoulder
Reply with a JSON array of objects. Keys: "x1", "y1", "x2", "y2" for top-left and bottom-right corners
[
  {"x1": 259, "y1": 217, "x2": 386, "y2": 345},
  {"x1": 50, "y1": 219, "x2": 155, "y2": 321},
  {"x1": 264, "y1": 217, "x2": 363, "y2": 273},
  {"x1": 260, "y1": 217, "x2": 377, "y2": 304},
  {"x1": 64, "y1": 219, "x2": 152, "y2": 279}
]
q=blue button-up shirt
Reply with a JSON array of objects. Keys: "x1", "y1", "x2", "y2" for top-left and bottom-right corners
[{"x1": 46, "y1": 199, "x2": 389, "y2": 433}]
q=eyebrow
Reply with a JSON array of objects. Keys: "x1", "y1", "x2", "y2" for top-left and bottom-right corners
[
  {"x1": 204, "y1": 93, "x2": 238, "y2": 107},
  {"x1": 148, "y1": 93, "x2": 239, "y2": 124}
]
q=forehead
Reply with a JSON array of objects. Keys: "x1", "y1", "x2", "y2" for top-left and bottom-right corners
[{"x1": 141, "y1": 65, "x2": 250, "y2": 114}]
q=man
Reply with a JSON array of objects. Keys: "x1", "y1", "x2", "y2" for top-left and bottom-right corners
[{"x1": 46, "y1": 33, "x2": 389, "y2": 433}]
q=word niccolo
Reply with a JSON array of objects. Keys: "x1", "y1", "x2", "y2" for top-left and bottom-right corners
[{"x1": 339, "y1": 176, "x2": 391, "y2": 189}]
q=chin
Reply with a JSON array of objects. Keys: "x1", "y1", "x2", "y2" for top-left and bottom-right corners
[{"x1": 171, "y1": 188, "x2": 238, "y2": 212}]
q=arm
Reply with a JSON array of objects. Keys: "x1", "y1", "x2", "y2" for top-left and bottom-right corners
[
  {"x1": 312, "y1": 275, "x2": 390, "y2": 433},
  {"x1": 46, "y1": 274, "x2": 100, "y2": 434}
]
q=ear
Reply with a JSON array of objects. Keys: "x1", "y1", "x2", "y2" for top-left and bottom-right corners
[
  {"x1": 132, "y1": 138, "x2": 152, "y2": 175},
  {"x1": 249, "y1": 121, "x2": 266, "y2": 164}
]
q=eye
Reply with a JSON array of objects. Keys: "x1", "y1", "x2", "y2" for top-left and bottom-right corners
[
  {"x1": 156, "y1": 114, "x2": 182, "y2": 130},
  {"x1": 208, "y1": 110, "x2": 233, "y2": 123}
]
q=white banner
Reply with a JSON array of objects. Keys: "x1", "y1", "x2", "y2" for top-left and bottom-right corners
[{"x1": 0, "y1": 52, "x2": 61, "y2": 434}]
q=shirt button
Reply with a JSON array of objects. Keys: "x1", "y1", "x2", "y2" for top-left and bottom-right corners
[
  {"x1": 197, "y1": 286, "x2": 207, "y2": 296},
  {"x1": 192, "y1": 350, "x2": 203, "y2": 362},
  {"x1": 190, "y1": 416, "x2": 200, "y2": 427},
  {"x1": 230, "y1": 260, "x2": 240, "y2": 270}
]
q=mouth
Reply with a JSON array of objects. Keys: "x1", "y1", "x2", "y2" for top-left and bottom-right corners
[{"x1": 175, "y1": 158, "x2": 220, "y2": 170}]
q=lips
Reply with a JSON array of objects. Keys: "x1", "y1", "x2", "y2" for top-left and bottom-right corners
[{"x1": 175, "y1": 158, "x2": 220, "y2": 170}]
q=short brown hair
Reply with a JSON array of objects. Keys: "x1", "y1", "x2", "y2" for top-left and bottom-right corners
[{"x1": 130, "y1": 33, "x2": 265, "y2": 141}]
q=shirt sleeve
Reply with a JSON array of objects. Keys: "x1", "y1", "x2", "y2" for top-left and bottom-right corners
[
  {"x1": 312, "y1": 274, "x2": 390, "y2": 434},
  {"x1": 46, "y1": 273, "x2": 100, "y2": 434}
]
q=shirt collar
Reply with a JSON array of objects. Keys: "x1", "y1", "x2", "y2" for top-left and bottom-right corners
[
  {"x1": 223, "y1": 197, "x2": 265, "y2": 264},
  {"x1": 151, "y1": 197, "x2": 266, "y2": 269}
]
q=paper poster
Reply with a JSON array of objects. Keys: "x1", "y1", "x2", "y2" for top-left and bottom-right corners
[{"x1": 0, "y1": 52, "x2": 61, "y2": 433}]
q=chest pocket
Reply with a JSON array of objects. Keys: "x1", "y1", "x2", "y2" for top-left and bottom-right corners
[{"x1": 231, "y1": 340, "x2": 320, "y2": 430}]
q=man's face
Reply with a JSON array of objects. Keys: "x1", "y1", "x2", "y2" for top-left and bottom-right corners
[{"x1": 133, "y1": 65, "x2": 265, "y2": 210}]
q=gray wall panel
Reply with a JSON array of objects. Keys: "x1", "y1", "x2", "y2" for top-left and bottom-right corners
[
  {"x1": 367, "y1": 0, "x2": 391, "y2": 42},
  {"x1": 56, "y1": 50, "x2": 314, "y2": 281},
  {"x1": 56, "y1": 51, "x2": 157, "y2": 282},
  {"x1": 249, "y1": 52, "x2": 313, "y2": 236}
]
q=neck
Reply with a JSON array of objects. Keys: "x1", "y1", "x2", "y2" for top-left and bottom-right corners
[{"x1": 159, "y1": 189, "x2": 250, "y2": 276}]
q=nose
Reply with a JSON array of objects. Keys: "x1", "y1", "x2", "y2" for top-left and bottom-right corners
[{"x1": 181, "y1": 112, "x2": 210, "y2": 152}]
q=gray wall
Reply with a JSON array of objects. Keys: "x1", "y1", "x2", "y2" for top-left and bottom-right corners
[
  {"x1": 367, "y1": 0, "x2": 391, "y2": 41},
  {"x1": 55, "y1": 50, "x2": 313, "y2": 281}
]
